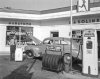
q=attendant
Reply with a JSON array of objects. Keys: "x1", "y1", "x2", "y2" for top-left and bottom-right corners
[{"x1": 10, "y1": 35, "x2": 17, "y2": 61}]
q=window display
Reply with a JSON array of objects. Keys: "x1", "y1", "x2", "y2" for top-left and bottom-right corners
[
  {"x1": 6, "y1": 26, "x2": 33, "y2": 45},
  {"x1": 72, "y1": 30, "x2": 83, "y2": 44}
]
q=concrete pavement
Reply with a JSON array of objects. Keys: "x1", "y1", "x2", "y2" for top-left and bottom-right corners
[{"x1": 0, "y1": 55, "x2": 99, "y2": 79}]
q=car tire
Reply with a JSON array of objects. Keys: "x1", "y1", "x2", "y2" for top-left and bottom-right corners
[{"x1": 26, "y1": 50, "x2": 34, "y2": 58}]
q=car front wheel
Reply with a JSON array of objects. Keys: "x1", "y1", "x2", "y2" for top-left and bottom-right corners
[{"x1": 26, "y1": 50, "x2": 34, "y2": 58}]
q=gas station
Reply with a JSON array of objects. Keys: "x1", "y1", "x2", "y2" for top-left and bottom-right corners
[{"x1": 0, "y1": 0, "x2": 100, "y2": 78}]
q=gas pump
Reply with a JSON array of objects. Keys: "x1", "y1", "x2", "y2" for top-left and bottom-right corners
[
  {"x1": 15, "y1": 46, "x2": 23, "y2": 61},
  {"x1": 83, "y1": 29, "x2": 98, "y2": 76}
]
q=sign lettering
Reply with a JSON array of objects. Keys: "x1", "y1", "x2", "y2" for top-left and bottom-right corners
[
  {"x1": 9, "y1": 22, "x2": 31, "y2": 25},
  {"x1": 69, "y1": 18, "x2": 100, "y2": 24}
]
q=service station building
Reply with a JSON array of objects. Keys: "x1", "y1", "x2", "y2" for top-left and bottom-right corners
[{"x1": 0, "y1": 1, "x2": 100, "y2": 62}]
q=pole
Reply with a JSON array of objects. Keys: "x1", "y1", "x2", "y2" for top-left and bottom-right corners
[
  {"x1": 70, "y1": 0, "x2": 73, "y2": 71},
  {"x1": 19, "y1": 27, "x2": 21, "y2": 45}
]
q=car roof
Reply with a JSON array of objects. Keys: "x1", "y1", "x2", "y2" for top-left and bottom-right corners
[
  {"x1": 43, "y1": 37, "x2": 70, "y2": 41},
  {"x1": 43, "y1": 37, "x2": 79, "y2": 48}
]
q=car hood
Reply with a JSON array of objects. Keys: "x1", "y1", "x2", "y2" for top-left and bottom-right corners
[{"x1": 27, "y1": 35, "x2": 41, "y2": 44}]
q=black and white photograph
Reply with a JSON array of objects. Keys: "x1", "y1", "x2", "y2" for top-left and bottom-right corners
[{"x1": 0, "y1": 0, "x2": 100, "y2": 79}]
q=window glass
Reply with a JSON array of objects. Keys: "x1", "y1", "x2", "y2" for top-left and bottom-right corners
[
  {"x1": 6, "y1": 26, "x2": 33, "y2": 45},
  {"x1": 86, "y1": 41, "x2": 92, "y2": 49},
  {"x1": 43, "y1": 40, "x2": 50, "y2": 44},
  {"x1": 55, "y1": 40, "x2": 60, "y2": 44},
  {"x1": 51, "y1": 32, "x2": 59, "y2": 37},
  {"x1": 61, "y1": 40, "x2": 70, "y2": 45},
  {"x1": 44, "y1": 39, "x2": 54, "y2": 45}
]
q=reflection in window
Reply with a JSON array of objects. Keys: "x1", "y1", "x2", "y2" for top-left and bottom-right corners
[
  {"x1": 43, "y1": 40, "x2": 50, "y2": 44},
  {"x1": 55, "y1": 40, "x2": 60, "y2": 44},
  {"x1": 6, "y1": 26, "x2": 33, "y2": 45},
  {"x1": 86, "y1": 41, "x2": 92, "y2": 49},
  {"x1": 61, "y1": 40, "x2": 70, "y2": 45},
  {"x1": 43, "y1": 39, "x2": 54, "y2": 45}
]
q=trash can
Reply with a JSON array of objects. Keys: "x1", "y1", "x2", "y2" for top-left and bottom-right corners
[{"x1": 15, "y1": 46, "x2": 23, "y2": 61}]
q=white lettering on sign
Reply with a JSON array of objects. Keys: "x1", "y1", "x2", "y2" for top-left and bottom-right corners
[{"x1": 84, "y1": 30, "x2": 95, "y2": 37}]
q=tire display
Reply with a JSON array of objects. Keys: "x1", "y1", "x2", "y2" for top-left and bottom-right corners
[{"x1": 42, "y1": 54, "x2": 63, "y2": 72}]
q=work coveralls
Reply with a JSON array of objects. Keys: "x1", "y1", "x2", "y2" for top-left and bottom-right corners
[{"x1": 10, "y1": 38, "x2": 17, "y2": 61}]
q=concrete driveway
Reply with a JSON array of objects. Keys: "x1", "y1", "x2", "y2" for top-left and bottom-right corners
[{"x1": 0, "y1": 55, "x2": 99, "y2": 79}]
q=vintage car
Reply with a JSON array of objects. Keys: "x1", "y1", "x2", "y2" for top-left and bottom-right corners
[{"x1": 23, "y1": 36, "x2": 82, "y2": 61}]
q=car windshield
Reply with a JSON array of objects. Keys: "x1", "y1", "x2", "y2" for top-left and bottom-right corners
[
  {"x1": 43, "y1": 39, "x2": 53, "y2": 45},
  {"x1": 44, "y1": 39, "x2": 71, "y2": 45},
  {"x1": 54, "y1": 40, "x2": 70, "y2": 45},
  {"x1": 43, "y1": 38, "x2": 79, "y2": 50}
]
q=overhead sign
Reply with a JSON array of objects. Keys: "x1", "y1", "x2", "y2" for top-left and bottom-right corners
[
  {"x1": 69, "y1": 17, "x2": 100, "y2": 24},
  {"x1": 9, "y1": 22, "x2": 31, "y2": 25},
  {"x1": 77, "y1": 0, "x2": 90, "y2": 12},
  {"x1": 84, "y1": 29, "x2": 95, "y2": 37}
]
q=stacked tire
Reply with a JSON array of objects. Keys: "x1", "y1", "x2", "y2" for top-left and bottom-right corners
[
  {"x1": 63, "y1": 54, "x2": 71, "y2": 72},
  {"x1": 42, "y1": 54, "x2": 63, "y2": 72}
]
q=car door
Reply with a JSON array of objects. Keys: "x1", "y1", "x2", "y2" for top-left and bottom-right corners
[
  {"x1": 53, "y1": 39, "x2": 63, "y2": 55},
  {"x1": 60, "y1": 39, "x2": 71, "y2": 54},
  {"x1": 41, "y1": 39, "x2": 54, "y2": 54}
]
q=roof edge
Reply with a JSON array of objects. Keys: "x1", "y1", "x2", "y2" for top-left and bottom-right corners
[
  {"x1": 0, "y1": 7, "x2": 40, "y2": 14},
  {"x1": 0, "y1": 2, "x2": 100, "y2": 15}
]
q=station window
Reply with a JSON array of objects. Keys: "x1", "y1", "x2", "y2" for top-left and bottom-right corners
[
  {"x1": 51, "y1": 31, "x2": 59, "y2": 37},
  {"x1": 72, "y1": 30, "x2": 83, "y2": 44},
  {"x1": 6, "y1": 26, "x2": 33, "y2": 45}
]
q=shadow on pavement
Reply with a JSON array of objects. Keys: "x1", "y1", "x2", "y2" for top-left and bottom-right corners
[
  {"x1": 3, "y1": 65, "x2": 33, "y2": 79},
  {"x1": 2, "y1": 58, "x2": 37, "y2": 79},
  {"x1": 72, "y1": 64, "x2": 82, "y2": 72}
]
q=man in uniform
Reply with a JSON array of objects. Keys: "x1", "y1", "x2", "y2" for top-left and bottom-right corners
[{"x1": 10, "y1": 35, "x2": 17, "y2": 61}]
